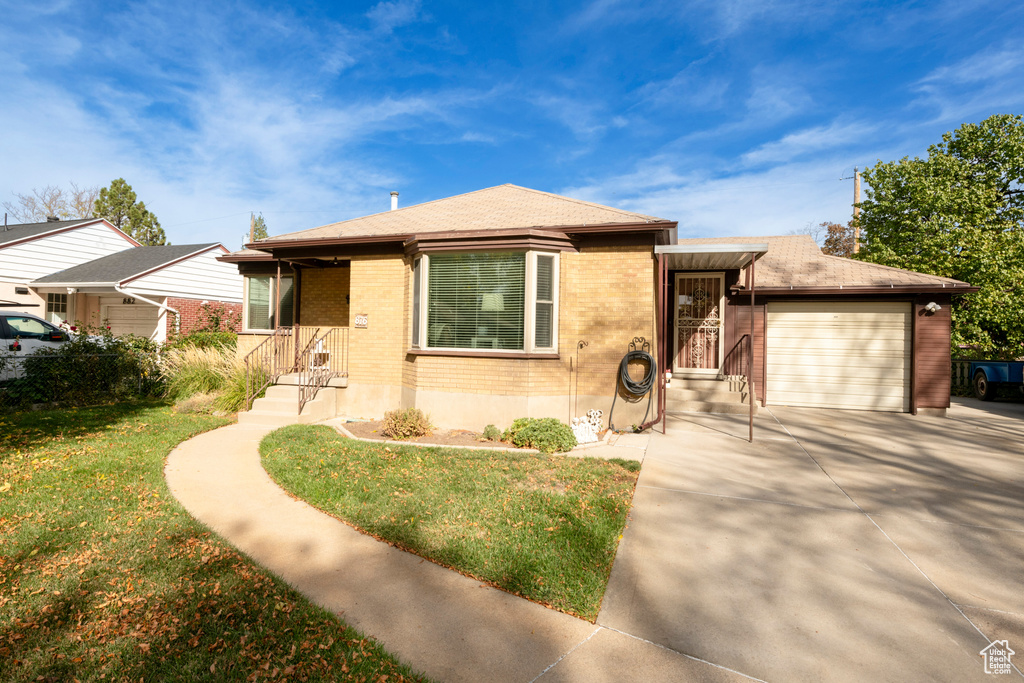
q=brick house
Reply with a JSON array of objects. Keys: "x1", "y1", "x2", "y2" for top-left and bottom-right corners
[{"x1": 223, "y1": 184, "x2": 973, "y2": 430}]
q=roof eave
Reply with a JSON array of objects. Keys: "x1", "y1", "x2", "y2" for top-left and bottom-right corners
[{"x1": 732, "y1": 284, "x2": 979, "y2": 295}]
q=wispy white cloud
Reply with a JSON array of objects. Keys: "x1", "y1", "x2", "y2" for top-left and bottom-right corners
[
  {"x1": 560, "y1": 157, "x2": 855, "y2": 238},
  {"x1": 742, "y1": 120, "x2": 877, "y2": 166},
  {"x1": 366, "y1": 0, "x2": 423, "y2": 33}
]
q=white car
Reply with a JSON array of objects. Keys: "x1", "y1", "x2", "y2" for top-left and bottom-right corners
[{"x1": 0, "y1": 311, "x2": 71, "y2": 380}]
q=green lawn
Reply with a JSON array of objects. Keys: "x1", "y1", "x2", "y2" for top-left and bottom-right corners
[
  {"x1": 0, "y1": 402, "x2": 427, "y2": 682},
  {"x1": 261, "y1": 425, "x2": 639, "y2": 621}
]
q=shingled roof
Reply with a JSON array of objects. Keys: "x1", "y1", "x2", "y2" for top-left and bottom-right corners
[
  {"x1": 678, "y1": 234, "x2": 971, "y2": 290},
  {"x1": 0, "y1": 218, "x2": 104, "y2": 246},
  {"x1": 34, "y1": 244, "x2": 222, "y2": 285},
  {"x1": 259, "y1": 184, "x2": 668, "y2": 244}
]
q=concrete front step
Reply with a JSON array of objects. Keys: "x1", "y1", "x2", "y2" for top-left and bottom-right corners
[
  {"x1": 665, "y1": 376, "x2": 756, "y2": 414},
  {"x1": 276, "y1": 373, "x2": 349, "y2": 388},
  {"x1": 238, "y1": 384, "x2": 338, "y2": 427},
  {"x1": 667, "y1": 388, "x2": 751, "y2": 402},
  {"x1": 665, "y1": 399, "x2": 755, "y2": 415}
]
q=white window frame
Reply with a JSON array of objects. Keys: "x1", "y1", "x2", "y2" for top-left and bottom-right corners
[
  {"x1": 243, "y1": 275, "x2": 294, "y2": 333},
  {"x1": 411, "y1": 250, "x2": 559, "y2": 354}
]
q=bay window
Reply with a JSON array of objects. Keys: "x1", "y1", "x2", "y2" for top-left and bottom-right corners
[
  {"x1": 244, "y1": 275, "x2": 294, "y2": 330},
  {"x1": 411, "y1": 251, "x2": 558, "y2": 353}
]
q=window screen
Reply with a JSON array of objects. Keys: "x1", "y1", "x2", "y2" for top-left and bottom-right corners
[
  {"x1": 427, "y1": 253, "x2": 525, "y2": 350},
  {"x1": 247, "y1": 277, "x2": 271, "y2": 329},
  {"x1": 534, "y1": 254, "x2": 554, "y2": 348}
]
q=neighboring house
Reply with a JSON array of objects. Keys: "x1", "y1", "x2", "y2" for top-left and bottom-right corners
[
  {"x1": 0, "y1": 218, "x2": 243, "y2": 342},
  {"x1": 0, "y1": 218, "x2": 140, "y2": 316},
  {"x1": 223, "y1": 184, "x2": 974, "y2": 430},
  {"x1": 32, "y1": 244, "x2": 243, "y2": 342}
]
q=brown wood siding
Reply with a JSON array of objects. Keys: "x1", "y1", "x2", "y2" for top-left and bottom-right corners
[
  {"x1": 912, "y1": 294, "x2": 953, "y2": 410},
  {"x1": 724, "y1": 294, "x2": 766, "y2": 404}
]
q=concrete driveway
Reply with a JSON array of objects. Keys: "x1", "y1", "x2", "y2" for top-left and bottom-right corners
[{"x1": 600, "y1": 398, "x2": 1024, "y2": 681}]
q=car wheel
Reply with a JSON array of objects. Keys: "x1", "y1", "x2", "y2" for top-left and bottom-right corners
[{"x1": 973, "y1": 370, "x2": 997, "y2": 401}]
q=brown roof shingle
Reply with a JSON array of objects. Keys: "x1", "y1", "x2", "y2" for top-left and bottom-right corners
[
  {"x1": 261, "y1": 184, "x2": 667, "y2": 243},
  {"x1": 678, "y1": 234, "x2": 971, "y2": 289}
]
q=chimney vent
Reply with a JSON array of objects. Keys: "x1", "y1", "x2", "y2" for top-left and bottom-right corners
[
  {"x1": 46, "y1": 216, "x2": 61, "y2": 222},
  {"x1": 390, "y1": 191, "x2": 399, "y2": 211}
]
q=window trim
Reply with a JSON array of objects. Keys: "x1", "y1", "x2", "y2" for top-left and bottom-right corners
[
  {"x1": 243, "y1": 275, "x2": 294, "y2": 333},
  {"x1": 410, "y1": 250, "x2": 559, "y2": 355}
]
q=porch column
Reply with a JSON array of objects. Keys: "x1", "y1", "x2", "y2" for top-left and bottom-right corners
[{"x1": 749, "y1": 253, "x2": 755, "y2": 443}]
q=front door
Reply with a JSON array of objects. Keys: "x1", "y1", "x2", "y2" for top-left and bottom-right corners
[{"x1": 674, "y1": 273, "x2": 724, "y2": 374}]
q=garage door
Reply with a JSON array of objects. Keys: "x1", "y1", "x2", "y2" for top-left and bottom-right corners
[
  {"x1": 103, "y1": 304, "x2": 160, "y2": 339},
  {"x1": 766, "y1": 301, "x2": 911, "y2": 412}
]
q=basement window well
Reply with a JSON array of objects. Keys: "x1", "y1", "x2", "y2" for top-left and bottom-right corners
[{"x1": 411, "y1": 251, "x2": 558, "y2": 353}]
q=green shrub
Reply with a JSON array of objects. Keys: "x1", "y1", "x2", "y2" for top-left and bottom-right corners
[
  {"x1": 503, "y1": 417, "x2": 577, "y2": 453},
  {"x1": 380, "y1": 407, "x2": 431, "y2": 439},
  {"x1": 482, "y1": 424, "x2": 501, "y2": 441},
  {"x1": 215, "y1": 358, "x2": 260, "y2": 413},
  {"x1": 3, "y1": 324, "x2": 162, "y2": 407}
]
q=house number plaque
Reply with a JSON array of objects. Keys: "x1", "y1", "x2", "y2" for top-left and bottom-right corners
[{"x1": 354, "y1": 314, "x2": 368, "y2": 329}]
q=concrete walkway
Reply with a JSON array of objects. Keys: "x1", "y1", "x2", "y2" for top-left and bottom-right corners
[
  {"x1": 602, "y1": 399, "x2": 1024, "y2": 682},
  {"x1": 166, "y1": 398, "x2": 1024, "y2": 681},
  {"x1": 165, "y1": 423, "x2": 753, "y2": 683}
]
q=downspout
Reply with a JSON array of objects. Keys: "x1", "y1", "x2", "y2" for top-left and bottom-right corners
[
  {"x1": 748, "y1": 253, "x2": 755, "y2": 443},
  {"x1": 113, "y1": 285, "x2": 179, "y2": 338}
]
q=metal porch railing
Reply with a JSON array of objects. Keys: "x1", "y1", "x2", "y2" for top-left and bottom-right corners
[{"x1": 243, "y1": 325, "x2": 349, "y2": 413}]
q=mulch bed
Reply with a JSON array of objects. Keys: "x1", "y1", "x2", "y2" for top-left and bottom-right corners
[{"x1": 341, "y1": 419, "x2": 528, "y2": 449}]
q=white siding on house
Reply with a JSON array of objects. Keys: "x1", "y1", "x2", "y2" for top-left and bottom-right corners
[
  {"x1": 126, "y1": 248, "x2": 243, "y2": 302},
  {"x1": 0, "y1": 222, "x2": 136, "y2": 283},
  {"x1": 766, "y1": 301, "x2": 912, "y2": 412}
]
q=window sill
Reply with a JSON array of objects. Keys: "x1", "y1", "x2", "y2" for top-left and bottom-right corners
[{"x1": 407, "y1": 348, "x2": 559, "y2": 360}]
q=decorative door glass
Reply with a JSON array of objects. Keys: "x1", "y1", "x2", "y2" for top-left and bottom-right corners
[{"x1": 676, "y1": 275, "x2": 722, "y2": 370}]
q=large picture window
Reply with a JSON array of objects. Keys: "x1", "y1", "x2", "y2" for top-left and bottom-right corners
[
  {"x1": 245, "y1": 275, "x2": 294, "y2": 330},
  {"x1": 412, "y1": 251, "x2": 558, "y2": 353}
]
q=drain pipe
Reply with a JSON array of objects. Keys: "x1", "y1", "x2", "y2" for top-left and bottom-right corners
[{"x1": 113, "y1": 285, "x2": 179, "y2": 338}]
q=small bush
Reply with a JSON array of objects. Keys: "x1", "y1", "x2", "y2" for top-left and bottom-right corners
[
  {"x1": 503, "y1": 417, "x2": 577, "y2": 453},
  {"x1": 482, "y1": 424, "x2": 501, "y2": 441},
  {"x1": 380, "y1": 407, "x2": 431, "y2": 440}
]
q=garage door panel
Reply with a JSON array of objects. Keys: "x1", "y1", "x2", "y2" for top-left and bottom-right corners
[
  {"x1": 102, "y1": 304, "x2": 160, "y2": 339},
  {"x1": 766, "y1": 301, "x2": 911, "y2": 412}
]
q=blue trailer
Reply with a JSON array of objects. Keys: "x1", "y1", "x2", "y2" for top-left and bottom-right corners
[{"x1": 971, "y1": 361, "x2": 1024, "y2": 401}]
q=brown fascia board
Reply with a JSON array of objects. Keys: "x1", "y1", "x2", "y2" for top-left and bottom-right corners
[
  {"x1": 0, "y1": 218, "x2": 142, "y2": 250},
  {"x1": 732, "y1": 284, "x2": 980, "y2": 295},
  {"x1": 218, "y1": 252, "x2": 276, "y2": 263},
  {"x1": 239, "y1": 221, "x2": 677, "y2": 254}
]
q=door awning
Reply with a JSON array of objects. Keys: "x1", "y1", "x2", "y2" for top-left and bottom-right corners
[{"x1": 655, "y1": 244, "x2": 769, "y2": 271}]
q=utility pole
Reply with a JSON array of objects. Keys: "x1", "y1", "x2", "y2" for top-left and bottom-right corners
[
  {"x1": 249, "y1": 212, "x2": 255, "y2": 244},
  {"x1": 841, "y1": 167, "x2": 862, "y2": 254},
  {"x1": 853, "y1": 167, "x2": 861, "y2": 254}
]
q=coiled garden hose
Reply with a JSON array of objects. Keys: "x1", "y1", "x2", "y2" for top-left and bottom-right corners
[{"x1": 608, "y1": 349, "x2": 657, "y2": 432}]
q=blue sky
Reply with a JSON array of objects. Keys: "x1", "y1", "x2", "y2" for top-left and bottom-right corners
[{"x1": 1, "y1": 0, "x2": 1022, "y2": 248}]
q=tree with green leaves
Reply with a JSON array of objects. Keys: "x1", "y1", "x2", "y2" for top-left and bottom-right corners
[
  {"x1": 857, "y1": 114, "x2": 1024, "y2": 358},
  {"x1": 94, "y1": 178, "x2": 167, "y2": 246},
  {"x1": 252, "y1": 213, "x2": 268, "y2": 240}
]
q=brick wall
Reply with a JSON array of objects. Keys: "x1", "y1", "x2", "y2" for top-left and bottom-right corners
[
  {"x1": 299, "y1": 267, "x2": 350, "y2": 326},
  {"x1": 166, "y1": 297, "x2": 243, "y2": 336},
  {"x1": 348, "y1": 255, "x2": 407, "y2": 386}
]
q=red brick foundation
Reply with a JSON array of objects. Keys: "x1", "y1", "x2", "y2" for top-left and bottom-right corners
[{"x1": 165, "y1": 297, "x2": 243, "y2": 336}]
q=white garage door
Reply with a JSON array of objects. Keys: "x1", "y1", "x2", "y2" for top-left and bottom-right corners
[
  {"x1": 766, "y1": 301, "x2": 911, "y2": 412},
  {"x1": 103, "y1": 304, "x2": 160, "y2": 339}
]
